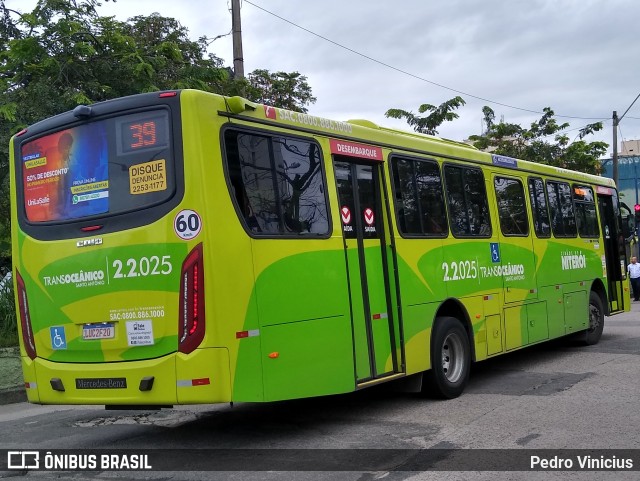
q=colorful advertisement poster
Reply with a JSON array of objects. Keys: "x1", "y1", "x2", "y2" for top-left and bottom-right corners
[{"x1": 22, "y1": 123, "x2": 109, "y2": 222}]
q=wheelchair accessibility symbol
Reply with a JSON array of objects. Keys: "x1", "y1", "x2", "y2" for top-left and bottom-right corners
[
  {"x1": 490, "y1": 243, "x2": 501, "y2": 263},
  {"x1": 50, "y1": 327, "x2": 67, "y2": 350}
]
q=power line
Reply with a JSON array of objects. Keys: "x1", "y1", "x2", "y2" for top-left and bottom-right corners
[
  {"x1": 244, "y1": 0, "x2": 611, "y2": 121},
  {"x1": 619, "y1": 93, "x2": 640, "y2": 123}
]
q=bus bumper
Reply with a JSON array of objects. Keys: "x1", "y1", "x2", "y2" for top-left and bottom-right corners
[{"x1": 21, "y1": 348, "x2": 231, "y2": 405}]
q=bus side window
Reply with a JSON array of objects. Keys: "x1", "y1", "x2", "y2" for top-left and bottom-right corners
[
  {"x1": 573, "y1": 185, "x2": 599, "y2": 238},
  {"x1": 528, "y1": 177, "x2": 551, "y2": 238},
  {"x1": 444, "y1": 164, "x2": 491, "y2": 238},
  {"x1": 546, "y1": 181, "x2": 577, "y2": 238},
  {"x1": 223, "y1": 129, "x2": 329, "y2": 236},
  {"x1": 390, "y1": 156, "x2": 447, "y2": 237},
  {"x1": 224, "y1": 131, "x2": 273, "y2": 233},
  {"x1": 494, "y1": 176, "x2": 529, "y2": 236}
]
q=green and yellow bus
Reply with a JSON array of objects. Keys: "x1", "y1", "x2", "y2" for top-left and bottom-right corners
[{"x1": 9, "y1": 90, "x2": 630, "y2": 406}]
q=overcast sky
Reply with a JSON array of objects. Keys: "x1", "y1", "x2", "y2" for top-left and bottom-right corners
[{"x1": 7, "y1": 0, "x2": 640, "y2": 155}]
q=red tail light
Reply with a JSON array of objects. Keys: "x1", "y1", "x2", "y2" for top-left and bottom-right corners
[
  {"x1": 15, "y1": 270, "x2": 37, "y2": 360},
  {"x1": 178, "y1": 243, "x2": 205, "y2": 354}
]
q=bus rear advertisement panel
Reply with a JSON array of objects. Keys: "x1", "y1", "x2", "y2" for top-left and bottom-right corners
[{"x1": 9, "y1": 89, "x2": 630, "y2": 407}]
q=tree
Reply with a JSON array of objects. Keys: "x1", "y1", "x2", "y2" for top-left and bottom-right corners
[
  {"x1": 385, "y1": 96, "x2": 466, "y2": 135},
  {"x1": 246, "y1": 69, "x2": 316, "y2": 113},
  {"x1": 0, "y1": 0, "x2": 316, "y2": 271},
  {"x1": 469, "y1": 106, "x2": 607, "y2": 175}
]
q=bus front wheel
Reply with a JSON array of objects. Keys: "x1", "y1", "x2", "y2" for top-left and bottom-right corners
[
  {"x1": 423, "y1": 316, "x2": 470, "y2": 399},
  {"x1": 584, "y1": 291, "x2": 605, "y2": 345}
]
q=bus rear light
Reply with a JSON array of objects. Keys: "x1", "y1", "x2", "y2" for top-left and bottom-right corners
[
  {"x1": 178, "y1": 243, "x2": 205, "y2": 354},
  {"x1": 15, "y1": 270, "x2": 37, "y2": 360},
  {"x1": 190, "y1": 264, "x2": 199, "y2": 334},
  {"x1": 159, "y1": 92, "x2": 177, "y2": 98},
  {"x1": 17, "y1": 128, "x2": 28, "y2": 137}
]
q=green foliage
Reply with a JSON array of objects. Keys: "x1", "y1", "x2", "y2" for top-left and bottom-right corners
[
  {"x1": 386, "y1": 95, "x2": 608, "y2": 176},
  {"x1": 385, "y1": 96, "x2": 466, "y2": 135},
  {"x1": 246, "y1": 69, "x2": 316, "y2": 113},
  {"x1": 0, "y1": 0, "x2": 316, "y2": 266},
  {"x1": 469, "y1": 106, "x2": 607, "y2": 175},
  {"x1": 0, "y1": 281, "x2": 18, "y2": 348}
]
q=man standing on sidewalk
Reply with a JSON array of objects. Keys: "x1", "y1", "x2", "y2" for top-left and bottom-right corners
[{"x1": 628, "y1": 256, "x2": 640, "y2": 301}]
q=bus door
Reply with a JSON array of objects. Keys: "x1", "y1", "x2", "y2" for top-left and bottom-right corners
[
  {"x1": 597, "y1": 188, "x2": 626, "y2": 313},
  {"x1": 333, "y1": 157, "x2": 402, "y2": 383}
]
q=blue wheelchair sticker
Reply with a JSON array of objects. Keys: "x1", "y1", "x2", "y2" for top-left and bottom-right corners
[
  {"x1": 490, "y1": 243, "x2": 501, "y2": 263},
  {"x1": 50, "y1": 326, "x2": 67, "y2": 350}
]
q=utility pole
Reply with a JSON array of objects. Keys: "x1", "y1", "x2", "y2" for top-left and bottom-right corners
[
  {"x1": 231, "y1": 0, "x2": 245, "y2": 79},
  {"x1": 613, "y1": 110, "x2": 619, "y2": 187}
]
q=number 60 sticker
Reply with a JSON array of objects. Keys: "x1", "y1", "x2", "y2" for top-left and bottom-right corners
[{"x1": 174, "y1": 209, "x2": 202, "y2": 240}]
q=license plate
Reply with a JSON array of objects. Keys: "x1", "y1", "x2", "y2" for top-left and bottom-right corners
[{"x1": 82, "y1": 323, "x2": 115, "y2": 340}]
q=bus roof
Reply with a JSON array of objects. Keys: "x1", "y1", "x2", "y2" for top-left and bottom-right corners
[
  {"x1": 13, "y1": 89, "x2": 615, "y2": 190},
  {"x1": 216, "y1": 92, "x2": 614, "y2": 189}
]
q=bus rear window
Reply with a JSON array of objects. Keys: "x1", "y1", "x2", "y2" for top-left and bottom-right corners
[{"x1": 20, "y1": 110, "x2": 174, "y2": 223}]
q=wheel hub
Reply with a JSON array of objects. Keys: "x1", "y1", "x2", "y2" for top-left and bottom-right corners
[{"x1": 441, "y1": 332, "x2": 464, "y2": 383}]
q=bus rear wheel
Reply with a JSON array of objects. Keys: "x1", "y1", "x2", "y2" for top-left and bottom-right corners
[
  {"x1": 423, "y1": 316, "x2": 470, "y2": 399},
  {"x1": 584, "y1": 291, "x2": 605, "y2": 345}
]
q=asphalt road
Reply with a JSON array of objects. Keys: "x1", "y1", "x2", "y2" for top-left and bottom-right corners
[{"x1": 1, "y1": 302, "x2": 639, "y2": 480}]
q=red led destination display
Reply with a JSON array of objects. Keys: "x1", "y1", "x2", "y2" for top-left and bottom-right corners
[{"x1": 118, "y1": 112, "x2": 169, "y2": 154}]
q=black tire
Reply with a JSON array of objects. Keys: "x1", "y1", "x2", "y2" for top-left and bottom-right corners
[
  {"x1": 423, "y1": 316, "x2": 471, "y2": 399},
  {"x1": 584, "y1": 291, "x2": 605, "y2": 345}
]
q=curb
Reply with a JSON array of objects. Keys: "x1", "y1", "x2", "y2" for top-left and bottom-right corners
[{"x1": 0, "y1": 388, "x2": 27, "y2": 405}]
